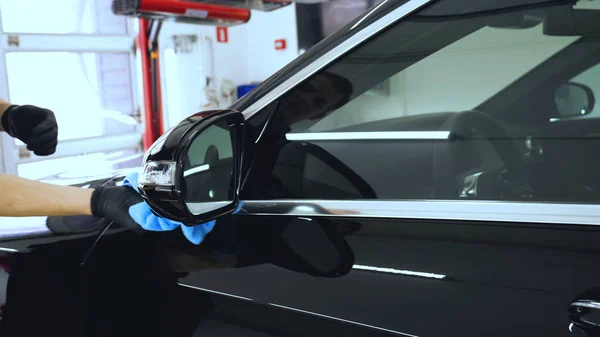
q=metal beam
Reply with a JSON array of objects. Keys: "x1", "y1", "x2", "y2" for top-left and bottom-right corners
[
  {"x1": 15, "y1": 132, "x2": 142, "y2": 164},
  {"x1": 1, "y1": 33, "x2": 134, "y2": 53}
]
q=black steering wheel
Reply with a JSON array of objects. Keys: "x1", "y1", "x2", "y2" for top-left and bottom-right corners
[{"x1": 432, "y1": 110, "x2": 533, "y2": 200}]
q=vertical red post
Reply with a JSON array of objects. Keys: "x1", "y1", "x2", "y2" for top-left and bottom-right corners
[
  {"x1": 138, "y1": 18, "x2": 154, "y2": 150},
  {"x1": 137, "y1": 18, "x2": 164, "y2": 150},
  {"x1": 154, "y1": 51, "x2": 164, "y2": 137},
  {"x1": 151, "y1": 49, "x2": 164, "y2": 138}
]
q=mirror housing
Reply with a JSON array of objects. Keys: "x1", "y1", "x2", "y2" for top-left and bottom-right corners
[
  {"x1": 553, "y1": 82, "x2": 595, "y2": 119},
  {"x1": 138, "y1": 109, "x2": 244, "y2": 224}
]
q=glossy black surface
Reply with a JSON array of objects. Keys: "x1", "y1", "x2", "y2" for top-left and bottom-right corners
[
  {"x1": 143, "y1": 109, "x2": 228, "y2": 163},
  {"x1": 140, "y1": 109, "x2": 244, "y2": 223},
  {"x1": 177, "y1": 110, "x2": 245, "y2": 224},
  {"x1": 3, "y1": 0, "x2": 600, "y2": 336}
]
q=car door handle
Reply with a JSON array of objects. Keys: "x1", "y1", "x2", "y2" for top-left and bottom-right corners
[{"x1": 569, "y1": 297, "x2": 600, "y2": 336}]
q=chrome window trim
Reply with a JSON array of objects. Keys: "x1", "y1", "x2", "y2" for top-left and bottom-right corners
[
  {"x1": 240, "y1": 0, "x2": 434, "y2": 121},
  {"x1": 285, "y1": 131, "x2": 451, "y2": 141},
  {"x1": 239, "y1": 200, "x2": 600, "y2": 226}
]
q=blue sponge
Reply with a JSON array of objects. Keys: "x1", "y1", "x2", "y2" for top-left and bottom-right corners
[{"x1": 123, "y1": 172, "x2": 241, "y2": 245}]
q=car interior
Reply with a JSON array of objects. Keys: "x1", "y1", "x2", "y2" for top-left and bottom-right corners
[{"x1": 250, "y1": 0, "x2": 600, "y2": 204}]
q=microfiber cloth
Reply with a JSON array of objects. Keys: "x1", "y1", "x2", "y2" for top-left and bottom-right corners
[{"x1": 123, "y1": 172, "x2": 243, "y2": 245}]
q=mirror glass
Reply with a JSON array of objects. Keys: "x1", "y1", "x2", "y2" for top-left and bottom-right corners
[
  {"x1": 554, "y1": 82, "x2": 593, "y2": 117},
  {"x1": 182, "y1": 120, "x2": 234, "y2": 215}
]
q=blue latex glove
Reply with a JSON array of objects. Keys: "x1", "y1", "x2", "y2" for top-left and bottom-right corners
[{"x1": 123, "y1": 172, "x2": 242, "y2": 245}]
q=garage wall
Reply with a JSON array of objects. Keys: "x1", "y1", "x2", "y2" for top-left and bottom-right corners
[
  {"x1": 246, "y1": 5, "x2": 299, "y2": 83},
  {"x1": 311, "y1": 25, "x2": 579, "y2": 132},
  {"x1": 92, "y1": 0, "x2": 136, "y2": 135},
  {"x1": 159, "y1": 4, "x2": 299, "y2": 130},
  {"x1": 159, "y1": 22, "x2": 212, "y2": 130}
]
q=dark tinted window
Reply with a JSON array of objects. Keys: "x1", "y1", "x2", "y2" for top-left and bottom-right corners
[{"x1": 249, "y1": 0, "x2": 600, "y2": 203}]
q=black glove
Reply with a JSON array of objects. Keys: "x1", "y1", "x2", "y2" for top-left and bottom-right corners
[
  {"x1": 1, "y1": 104, "x2": 58, "y2": 156},
  {"x1": 91, "y1": 186, "x2": 146, "y2": 233}
]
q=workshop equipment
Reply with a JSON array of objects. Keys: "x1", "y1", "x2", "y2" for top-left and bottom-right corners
[
  {"x1": 112, "y1": 0, "x2": 252, "y2": 26},
  {"x1": 237, "y1": 83, "x2": 260, "y2": 99},
  {"x1": 186, "y1": 0, "x2": 293, "y2": 11},
  {"x1": 112, "y1": 0, "x2": 293, "y2": 149}
]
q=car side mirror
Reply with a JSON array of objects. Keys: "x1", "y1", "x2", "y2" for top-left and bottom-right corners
[
  {"x1": 138, "y1": 109, "x2": 244, "y2": 224},
  {"x1": 554, "y1": 82, "x2": 595, "y2": 119}
]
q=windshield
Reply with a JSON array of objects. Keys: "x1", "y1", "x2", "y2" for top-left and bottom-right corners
[{"x1": 280, "y1": 0, "x2": 600, "y2": 133}]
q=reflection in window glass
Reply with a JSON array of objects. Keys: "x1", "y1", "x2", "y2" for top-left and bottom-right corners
[
  {"x1": 255, "y1": 0, "x2": 600, "y2": 205},
  {"x1": 183, "y1": 121, "x2": 235, "y2": 213},
  {"x1": 570, "y1": 63, "x2": 600, "y2": 117},
  {"x1": 301, "y1": 23, "x2": 579, "y2": 132},
  {"x1": 0, "y1": 0, "x2": 128, "y2": 35},
  {"x1": 6, "y1": 52, "x2": 138, "y2": 143},
  {"x1": 187, "y1": 124, "x2": 234, "y2": 168}
]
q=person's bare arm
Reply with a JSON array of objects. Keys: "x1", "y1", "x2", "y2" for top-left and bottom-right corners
[
  {"x1": 0, "y1": 99, "x2": 11, "y2": 132},
  {"x1": 0, "y1": 174, "x2": 93, "y2": 217}
]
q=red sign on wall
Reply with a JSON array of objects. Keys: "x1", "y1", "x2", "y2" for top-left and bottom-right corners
[
  {"x1": 216, "y1": 27, "x2": 228, "y2": 43},
  {"x1": 275, "y1": 39, "x2": 286, "y2": 50}
]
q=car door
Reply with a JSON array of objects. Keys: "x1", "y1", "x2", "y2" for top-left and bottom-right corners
[{"x1": 175, "y1": 0, "x2": 600, "y2": 336}]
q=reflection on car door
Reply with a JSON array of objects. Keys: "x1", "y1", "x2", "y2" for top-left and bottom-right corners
[{"x1": 179, "y1": 0, "x2": 600, "y2": 336}]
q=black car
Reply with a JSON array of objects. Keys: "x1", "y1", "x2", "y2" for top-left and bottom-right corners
[{"x1": 2, "y1": 0, "x2": 600, "y2": 336}]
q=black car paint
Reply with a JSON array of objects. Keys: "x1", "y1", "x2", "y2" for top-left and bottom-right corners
[{"x1": 1, "y1": 0, "x2": 600, "y2": 336}]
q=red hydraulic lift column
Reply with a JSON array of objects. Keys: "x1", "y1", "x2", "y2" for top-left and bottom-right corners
[
  {"x1": 137, "y1": 18, "x2": 164, "y2": 150},
  {"x1": 154, "y1": 39, "x2": 165, "y2": 142}
]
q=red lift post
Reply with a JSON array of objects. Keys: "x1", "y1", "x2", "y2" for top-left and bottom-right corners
[{"x1": 137, "y1": 18, "x2": 162, "y2": 150}]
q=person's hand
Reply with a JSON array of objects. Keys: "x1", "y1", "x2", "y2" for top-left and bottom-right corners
[
  {"x1": 1, "y1": 104, "x2": 58, "y2": 156},
  {"x1": 90, "y1": 185, "x2": 146, "y2": 233}
]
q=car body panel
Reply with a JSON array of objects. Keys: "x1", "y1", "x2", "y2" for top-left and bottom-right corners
[{"x1": 2, "y1": 0, "x2": 600, "y2": 336}]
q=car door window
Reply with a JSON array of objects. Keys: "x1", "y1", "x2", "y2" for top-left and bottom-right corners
[{"x1": 248, "y1": 0, "x2": 600, "y2": 204}]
